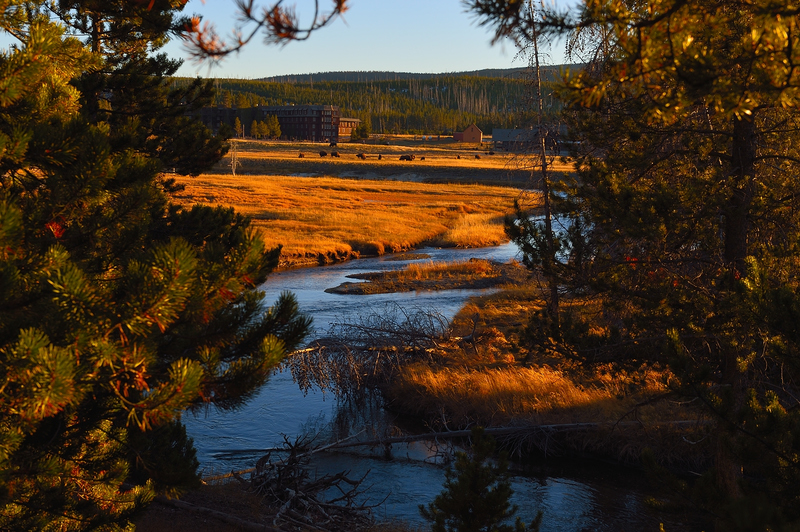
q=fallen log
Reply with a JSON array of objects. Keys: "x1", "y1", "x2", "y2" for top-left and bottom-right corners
[
  {"x1": 316, "y1": 420, "x2": 710, "y2": 450},
  {"x1": 203, "y1": 420, "x2": 709, "y2": 482}
]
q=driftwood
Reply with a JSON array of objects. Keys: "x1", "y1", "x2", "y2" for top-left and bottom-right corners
[
  {"x1": 204, "y1": 431, "x2": 367, "y2": 481},
  {"x1": 205, "y1": 419, "x2": 711, "y2": 483},
  {"x1": 205, "y1": 434, "x2": 377, "y2": 532},
  {"x1": 249, "y1": 435, "x2": 376, "y2": 531}
]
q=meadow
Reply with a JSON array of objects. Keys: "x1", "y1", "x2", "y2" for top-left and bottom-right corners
[
  {"x1": 172, "y1": 139, "x2": 543, "y2": 266},
  {"x1": 210, "y1": 137, "x2": 575, "y2": 186}
]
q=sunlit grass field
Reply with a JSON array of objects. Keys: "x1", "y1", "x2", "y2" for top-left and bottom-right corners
[
  {"x1": 211, "y1": 139, "x2": 576, "y2": 187},
  {"x1": 171, "y1": 173, "x2": 528, "y2": 265}
]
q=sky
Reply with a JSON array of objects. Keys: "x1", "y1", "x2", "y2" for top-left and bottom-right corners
[{"x1": 168, "y1": 0, "x2": 568, "y2": 79}]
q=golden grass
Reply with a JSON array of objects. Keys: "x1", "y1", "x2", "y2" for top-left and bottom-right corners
[
  {"x1": 171, "y1": 173, "x2": 529, "y2": 265},
  {"x1": 210, "y1": 140, "x2": 576, "y2": 187},
  {"x1": 388, "y1": 364, "x2": 622, "y2": 427},
  {"x1": 389, "y1": 259, "x2": 495, "y2": 281},
  {"x1": 385, "y1": 281, "x2": 695, "y2": 439},
  {"x1": 431, "y1": 213, "x2": 509, "y2": 248}
]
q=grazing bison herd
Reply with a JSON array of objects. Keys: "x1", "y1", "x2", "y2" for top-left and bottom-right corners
[{"x1": 294, "y1": 150, "x2": 496, "y2": 161}]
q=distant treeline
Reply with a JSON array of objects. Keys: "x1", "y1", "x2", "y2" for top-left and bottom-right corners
[
  {"x1": 173, "y1": 67, "x2": 574, "y2": 135},
  {"x1": 258, "y1": 66, "x2": 568, "y2": 83}
]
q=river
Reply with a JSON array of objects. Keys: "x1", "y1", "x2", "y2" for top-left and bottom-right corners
[{"x1": 184, "y1": 243, "x2": 708, "y2": 531}]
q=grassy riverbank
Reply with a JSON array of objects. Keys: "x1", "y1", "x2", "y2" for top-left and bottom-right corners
[
  {"x1": 381, "y1": 285, "x2": 710, "y2": 467},
  {"x1": 325, "y1": 258, "x2": 529, "y2": 294},
  {"x1": 170, "y1": 173, "x2": 526, "y2": 267}
]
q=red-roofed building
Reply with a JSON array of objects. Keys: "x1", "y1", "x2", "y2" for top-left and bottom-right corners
[{"x1": 453, "y1": 124, "x2": 483, "y2": 143}]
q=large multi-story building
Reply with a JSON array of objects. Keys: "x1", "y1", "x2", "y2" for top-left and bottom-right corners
[
  {"x1": 198, "y1": 104, "x2": 361, "y2": 143},
  {"x1": 257, "y1": 105, "x2": 340, "y2": 143},
  {"x1": 199, "y1": 106, "x2": 240, "y2": 135}
]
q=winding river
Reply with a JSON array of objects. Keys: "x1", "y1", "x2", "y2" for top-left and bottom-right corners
[{"x1": 184, "y1": 244, "x2": 707, "y2": 531}]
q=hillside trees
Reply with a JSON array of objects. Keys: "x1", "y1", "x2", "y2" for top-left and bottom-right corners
[
  {"x1": 470, "y1": 0, "x2": 800, "y2": 528},
  {"x1": 0, "y1": 0, "x2": 315, "y2": 529},
  {"x1": 209, "y1": 76, "x2": 540, "y2": 134}
]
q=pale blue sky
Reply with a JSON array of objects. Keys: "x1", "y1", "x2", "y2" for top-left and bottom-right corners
[{"x1": 169, "y1": 0, "x2": 568, "y2": 79}]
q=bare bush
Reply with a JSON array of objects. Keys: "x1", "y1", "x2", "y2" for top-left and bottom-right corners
[{"x1": 285, "y1": 304, "x2": 451, "y2": 397}]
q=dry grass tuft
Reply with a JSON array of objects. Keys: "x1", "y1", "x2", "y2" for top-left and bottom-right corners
[
  {"x1": 396, "y1": 259, "x2": 494, "y2": 281},
  {"x1": 387, "y1": 364, "x2": 626, "y2": 428},
  {"x1": 431, "y1": 213, "x2": 509, "y2": 248}
]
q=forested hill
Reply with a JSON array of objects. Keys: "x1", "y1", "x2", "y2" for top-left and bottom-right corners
[
  {"x1": 182, "y1": 66, "x2": 575, "y2": 135},
  {"x1": 259, "y1": 66, "x2": 571, "y2": 83}
]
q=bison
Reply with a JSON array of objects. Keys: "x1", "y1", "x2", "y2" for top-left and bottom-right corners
[
  {"x1": 319, "y1": 151, "x2": 327, "y2": 157},
  {"x1": 399, "y1": 154, "x2": 416, "y2": 161},
  {"x1": 356, "y1": 153, "x2": 366, "y2": 160},
  {"x1": 474, "y1": 154, "x2": 481, "y2": 159},
  {"x1": 329, "y1": 141, "x2": 337, "y2": 147},
  {"x1": 331, "y1": 151, "x2": 340, "y2": 157},
  {"x1": 298, "y1": 153, "x2": 305, "y2": 158},
  {"x1": 378, "y1": 154, "x2": 382, "y2": 160}
]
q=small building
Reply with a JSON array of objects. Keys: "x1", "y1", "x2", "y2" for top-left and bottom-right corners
[
  {"x1": 491, "y1": 129, "x2": 537, "y2": 151},
  {"x1": 492, "y1": 126, "x2": 566, "y2": 152},
  {"x1": 453, "y1": 124, "x2": 483, "y2": 143},
  {"x1": 338, "y1": 117, "x2": 361, "y2": 140}
]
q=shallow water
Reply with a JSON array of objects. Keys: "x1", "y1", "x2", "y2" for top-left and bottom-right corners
[{"x1": 184, "y1": 243, "x2": 708, "y2": 530}]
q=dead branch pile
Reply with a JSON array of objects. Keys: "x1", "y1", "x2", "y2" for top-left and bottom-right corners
[
  {"x1": 285, "y1": 304, "x2": 451, "y2": 396},
  {"x1": 244, "y1": 435, "x2": 375, "y2": 532}
]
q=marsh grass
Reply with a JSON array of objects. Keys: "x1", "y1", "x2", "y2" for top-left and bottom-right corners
[
  {"x1": 392, "y1": 259, "x2": 495, "y2": 281},
  {"x1": 388, "y1": 364, "x2": 622, "y2": 427},
  {"x1": 170, "y1": 173, "x2": 526, "y2": 266},
  {"x1": 431, "y1": 213, "x2": 509, "y2": 247},
  {"x1": 384, "y1": 282, "x2": 699, "y2": 463}
]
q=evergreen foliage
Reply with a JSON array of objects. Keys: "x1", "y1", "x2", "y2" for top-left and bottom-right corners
[
  {"x1": 0, "y1": 1, "x2": 311, "y2": 529},
  {"x1": 265, "y1": 114, "x2": 281, "y2": 138},
  {"x1": 470, "y1": 0, "x2": 800, "y2": 528},
  {"x1": 420, "y1": 428, "x2": 541, "y2": 532},
  {"x1": 350, "y1": 119, "x2": 371, "y2": 141}
]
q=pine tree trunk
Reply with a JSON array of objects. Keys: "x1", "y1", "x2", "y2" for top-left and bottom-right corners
[
  {"x1": 714, "y1": 114, "x2": 756, "y2": 510},
  {"x1": 530, "y1": 2, "x2": 560, "y2": 330},
  {"x1": 725, "y1": 115, "x2": 756, "y2": 272}
]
